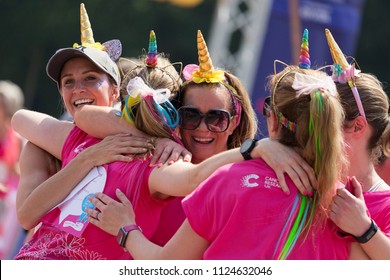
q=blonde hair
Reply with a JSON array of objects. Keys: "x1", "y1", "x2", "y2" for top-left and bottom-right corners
[
  {"x1": 268, "y1": 65, "x2": 346, "y2": 222},
  {"x1": 337, "y1": 73, "x2": 390, "y2": 163},
  {"x1": 178, "y1": 71, "x2": 258, "y2": 149},
  {"x1": 118, "y1": 55, "x2": 181, "y2": 105}
]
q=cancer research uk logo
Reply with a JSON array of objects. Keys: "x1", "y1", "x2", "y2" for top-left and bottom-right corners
[{"x1": 241, "y1": 174, "x2": 281, "y2": 189}]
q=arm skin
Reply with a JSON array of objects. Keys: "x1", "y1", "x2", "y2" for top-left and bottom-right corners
[
  {"x1": 329, "y1": 176, "x2": 390, "y2": 259},
  {"x1": 74, "y1": 106, "x2": 315, "y2": 193},
  {"x1": 11, "y1": 109, "x2": 74, "y2": 160},
  {"x1": 16, "y1": 135, "x2": 149, "y2": 230},
  {"x1": 74, "y1": 105, "x2": 192, "y2": 165},
  {"x1": 149, "y1": 138, "x2": 315, "y2": 198},
  {"x1": 251, "y1": 138, "x2": 316, "y2": 196},
  {"x1": 88, "y1": 189, "x2": 208, "y2": 259},
  {"x1": 86, "y1": 138, "x2": 316, "y2": 237}
]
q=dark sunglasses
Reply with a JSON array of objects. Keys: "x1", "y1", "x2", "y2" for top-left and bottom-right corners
[
  {"x1": 262, "y1": 96, "x2": 271, "y2": 116},
  {"x1": 178, "y1": 107, "x2": 232, "y2": 133}
]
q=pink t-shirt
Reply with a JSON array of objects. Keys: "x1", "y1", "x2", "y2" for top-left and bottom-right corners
[
  {"x1": 183, "y1": 159, "x2": 350, "y2": 260},
  {"x1": 150, "y1": 196, "x2": 186, "y2": 246},
  {"x1": 15, "y1": 127, "x2": 169, "y2": 260},
  {"x1": 364, "y1": 190, "x2": 390, "y2": 238}
]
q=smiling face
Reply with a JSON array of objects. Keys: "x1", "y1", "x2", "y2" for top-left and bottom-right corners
[
  {"x1": 59, "y1": 57, "x2": 118, "y2": 117},
  {"x1": 180, "y1": 84, "x2": 237, "y2": 163}
]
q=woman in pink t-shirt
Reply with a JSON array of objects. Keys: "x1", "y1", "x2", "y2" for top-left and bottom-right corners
[
  {"x1": 325, "y1": 29, "x2": 390, "y2": 259},
  {"x1": 88, "y1": 57, "x2": 358, "y2": 259}
]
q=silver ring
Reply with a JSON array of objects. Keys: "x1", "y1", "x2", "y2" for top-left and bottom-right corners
[{"x1": 96, "y1": 211, "x2": 100, "y2": 220}]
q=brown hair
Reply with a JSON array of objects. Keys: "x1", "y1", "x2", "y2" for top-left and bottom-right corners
[{"x1": 337, "y1": 73, "x2": 390, "y2": 163}]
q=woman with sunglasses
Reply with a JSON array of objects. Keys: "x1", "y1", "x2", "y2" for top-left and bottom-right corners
[
  {"x1": 77, "y1": 30, "x2": 316, "y2": 246},
  {"x1": 325, "y1": 29, "x2": 390, "y2": 259}
]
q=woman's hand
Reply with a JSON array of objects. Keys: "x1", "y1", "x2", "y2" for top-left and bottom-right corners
[
  {"x1": 253, "y1": 138, "x2": 317, "y2": 195},
  {"x1": 328, "y1": 177, "x2": 371, "y2": 237},
  {"x1": 87, "y1": 189, "x2": 135, "y2": 236},
  {"x1": 150, "y1": 138, "x2": 192, "y2": 167},
  {"x1": 79, "y1": 133, "x2": 153, "y2": 167}
]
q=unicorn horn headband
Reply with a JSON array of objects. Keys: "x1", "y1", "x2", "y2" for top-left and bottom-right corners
[
  {"x1": 146, "y1": 30, "x2": 158, "y2": 67},
  {"x1": 325, "y1": 28, "x2": 365, "y2": 118},
  {"x1": 182, "y1": 30, "x2": 225, "y2": 83},
  {"x1": 80, "y1": 3, "x2": 95, "y2": 45},
  {"x1": 298, "y1": 29, "x2": 311, "y2": 69},
  {"x1": 74, "y1": 3, "x2": 122, "y2": 61}
]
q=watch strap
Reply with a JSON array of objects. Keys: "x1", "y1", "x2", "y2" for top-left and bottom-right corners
[
  {"x1": 117, "y1": 224, "x2": 142, "y2": 248},
  {"x1": 241, "y1": 139, "x2": 258, "y2": 160},
  {"x1": 354, "y1": 219, "x2": 378, "y2": 244}
]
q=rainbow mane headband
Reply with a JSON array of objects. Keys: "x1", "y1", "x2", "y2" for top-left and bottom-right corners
[
  {"x1": 73, "y1": 3, "x2": 121, "y2": 62},
  {"x1": 183, "y1": 30, "x2": 242, "y2": 123},
  {"x1": 325, "y1": 29, "x2": 364, "y2": 118}
]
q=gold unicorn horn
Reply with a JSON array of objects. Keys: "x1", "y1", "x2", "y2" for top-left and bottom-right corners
[
  {"x1": 325, "y1": 29, "x2": 349, "y2": 70},
  {"x1": 197, "y1": 30, "x2": 214, "y2": 75},
  {"x1": 80, "y1": 3, "x2": 95, "y2": 45}
]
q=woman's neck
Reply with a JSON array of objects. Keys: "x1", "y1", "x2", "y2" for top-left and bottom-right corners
[{"x1": 347, "y1": 151, "x2": 379, "y2": 192}]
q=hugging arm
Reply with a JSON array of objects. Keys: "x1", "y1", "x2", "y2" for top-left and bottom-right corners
[
  {"x1": 16, "y1": 135, "x2": 144, "y2": 230},
  {"x1": 11, "y1": 109, "x2": 73, "y2": 160},
  {"x1": 74, "y1": 105, "x2": 192, "y2": 165},
  {"x1": 329, "y1": 177, "x2": 390, "y2": 259},
  {"x1": 88, "y1": 189, "x2": 208, "y2": 259},
  {"x1": 251, "y1": 138, "x2": 317, "y2": 195},
  {"x1": 150, "y1": 138, "x2": 317, "y2": 198}
]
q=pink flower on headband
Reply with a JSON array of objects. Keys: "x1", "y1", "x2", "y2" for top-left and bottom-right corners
[
  {"x1": 332, "y1": 65, "x2": 360, "y2": 84},
  {"x1": 183, "y1": 64, "x2": 200, "y2": 81}
]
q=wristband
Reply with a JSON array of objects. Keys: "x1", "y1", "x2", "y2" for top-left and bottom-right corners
[{"x1": 354, "y1": 219, "x2": 378, "y2": 244}]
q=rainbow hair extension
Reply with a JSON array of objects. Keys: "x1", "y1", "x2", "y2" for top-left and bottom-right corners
[
  {"x1": 273, "y1": 195, "x2": 311, "y2": 259},
  {"x1": 309, "y1": 90, "x2": 324, "y2": 174}
]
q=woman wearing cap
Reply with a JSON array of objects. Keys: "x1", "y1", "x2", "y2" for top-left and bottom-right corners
[
  {"x1": 11, "y1": 5, "x2": 188, "y2": 259},
  {"x1": 325, "y1": 29, "x2": 390, "y2": 259}
]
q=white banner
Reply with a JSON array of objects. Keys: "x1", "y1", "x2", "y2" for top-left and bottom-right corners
[{"x1": 1, "y1": 260, "x2": 388, "y2": 280}]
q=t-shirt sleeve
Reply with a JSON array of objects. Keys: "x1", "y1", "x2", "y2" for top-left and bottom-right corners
[{"x1": 182, "y1": 164, "x2": 235, "y2": 242}]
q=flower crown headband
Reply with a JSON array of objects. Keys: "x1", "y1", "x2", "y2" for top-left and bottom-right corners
[
  {"x1": 118, "y1": 30, "x2": 183, "y2": 93},
  {"x1": 73, "y1": 3, "x2": 122, "y2": 61},
  {"x1": 182, "y1": 30, "x2": 242, "y2": 124}
]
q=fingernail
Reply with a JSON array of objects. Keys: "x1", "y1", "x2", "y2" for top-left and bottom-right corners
[
  {"x1": 309, "y1": 191, "x2": 313, "y2": 197},
  {"x1": 303, "y1": 190, "x2": 307, "y2": 196}
]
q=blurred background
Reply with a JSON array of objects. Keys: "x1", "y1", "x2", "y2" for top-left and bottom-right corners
[{"x1": 0, "y1": 0, "x2": 389, "y2": 135}]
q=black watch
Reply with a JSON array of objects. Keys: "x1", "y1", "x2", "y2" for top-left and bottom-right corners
[
  {"x1": 240, "y1": 139, "x2": 258, "y2": 160},
  {"x1": 354, "y1": 219, "x2": 378, "y2": 244},
  {"x1": 116, "y1": 224, "x2": 142, "y2": 248}
]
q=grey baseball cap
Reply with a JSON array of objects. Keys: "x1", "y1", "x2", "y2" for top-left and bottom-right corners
[{"x1": 46, "y1": 45, "x2": 120, "y2": 88}]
